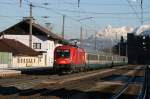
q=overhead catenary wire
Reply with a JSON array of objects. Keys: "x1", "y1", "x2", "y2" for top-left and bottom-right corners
[
  {"x1": 24, "y1": 1, "x2": 150, "y2": 33},
  {"x1": 2, "y1": 1, "x2": 149, "y2": 22},
  {"x1": 0, "y1": 14, "x2": 149, "y2": 20},
  {"x1": 25, "y1": 1, "x2": 92, "y2": 38},
  {"x1": 0, "y1": 2, "x2": 18, "y2": 5},
  {"x1": 1, "y1": 1, "x2": 149, "y2": 16},
  {"x1": 1, "y1": 0, "x2": 150, "y2": 39},
  {"x1": 29, "y1": 1, "x2": 150, "y2": 29},
  {"x1": 125, "y1": 0, "x2": 142, "y2": 24},
  {"x1": 8, "y1": 1, "x2": 148, "y2": 7},
  {"x1": 19, "y1": 1, "x2": 150, "y2": 35},
  {"x1": 19, "y1": 1, "x2": 150, "y2": 16},
  {"x1": 32, "y1": 4, "x2": 150, "y2": 15}
]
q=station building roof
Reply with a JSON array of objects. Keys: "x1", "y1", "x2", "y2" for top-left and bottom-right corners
[
  {"x1": 0, "y1": 38, "x2": 40, "y2": 56},
  {"x1": 0, "y1": 19, "x2": 68, "y2": 44}
]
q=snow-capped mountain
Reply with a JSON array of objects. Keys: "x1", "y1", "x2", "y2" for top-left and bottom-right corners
[
  {"x1": 133, "y1": 25, "x2": 150, "y2": 36},
  {"x1": 96, "y1": 25, "x2": 133, "y2": 40},
  {"x1": 83, "y1": 25, "x2": 133, "y2": 50}
]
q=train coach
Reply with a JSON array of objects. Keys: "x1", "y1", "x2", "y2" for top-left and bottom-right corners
[
  {"x1": 53, "y1": 45, "x2": 128, "y2": 73},
  {"x1": 86, "y1": 52, "x2": 128, "y2": 69}
]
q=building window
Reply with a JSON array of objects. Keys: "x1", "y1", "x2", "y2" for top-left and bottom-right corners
[
  {"x1": 29, "y1": 59, "x2": 31, "y2": 63},
  {"x1": 24, "y1": 59, "x2": 26, "y2": 63},
  {"x1": 18, "y1": 59, "x2": 20, "y2": 63},
  {"x1": 33, "y1": 43, "x2": 41, "y2": 49},
  {"x1": 21, "y1": 59, "x2": 23, "y2": 63},
  {"x1": 26, "y1": 59, "x2": 28, "y2": 63}
]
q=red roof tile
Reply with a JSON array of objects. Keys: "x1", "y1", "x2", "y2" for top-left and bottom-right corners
[{"x1": 0, "y1": 39, "x2": 40, "y2": 56}]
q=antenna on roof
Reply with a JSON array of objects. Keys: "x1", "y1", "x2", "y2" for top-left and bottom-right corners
[{"x1": 45, "y1": 23, "x2": 52, "y2": 31}]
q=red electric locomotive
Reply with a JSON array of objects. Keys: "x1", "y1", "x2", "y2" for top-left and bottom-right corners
[{"x1": 53, "y1": 45, "x2": 86, "y2": 72}]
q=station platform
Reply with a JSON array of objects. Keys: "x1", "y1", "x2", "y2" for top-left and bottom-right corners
[{"x1": 0, "y1": 69, "x2": 21, "y2": 77}]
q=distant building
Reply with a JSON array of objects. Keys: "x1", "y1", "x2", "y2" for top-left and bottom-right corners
[
  {"x1": 112, "y1": 36, "x2": 127, "y2": 56},
  {"x1": 0, "y1": 19, "x2": 66, "y2": 67}
]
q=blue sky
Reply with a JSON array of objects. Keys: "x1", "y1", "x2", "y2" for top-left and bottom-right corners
[{"x1": 0, "y1": 0, "x2": 150, "y2": 39}]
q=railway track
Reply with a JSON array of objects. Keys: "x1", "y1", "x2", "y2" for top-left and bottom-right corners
[
  {"x1": 67, "y1": 65, "x2": 145, "y2": 99},
  {"x1": 109, "y1": 66, "x2": 146, "y2": 99},
  {"x1": 0, "y1": 65, "x2": 132, "y2": 89},
  {"x1": 0, "y1": 64, "x2": 131, "y2": 89},
  {"x1": 138, "y1": 65, "x2": 149, "y2": 99},
  {"x1": 0, "y1": 68, "x2": 115, "y2": 89},
  {"x1": 11, "y1": 66, "x2": 133, "y2": 99},
  {"x1": 110, "y1": 76, "x2": 135, "y2": 99},
  {"x1": 0, "y1": 65, "x2": 147, "y2": 99}
]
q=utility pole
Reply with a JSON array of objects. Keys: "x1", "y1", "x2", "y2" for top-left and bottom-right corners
[
  {"x1": 141, "y1": 0, "x2": 143, "y2": 25},
  {"x1": 86, "y1": 29, "x2": 88, "y2": 38},
  {"x1": 119, "y1": 36, "x2": 121, "y2": 56},
  {"x1": 126, "y1": 41, "x2": 128, "y2": 57},
  {"x1": 19, "y1": 0, "x2": 22, "y2": 7},
  {"x1": 80, "y1": 26, "x2": 83, "y2": 47},
  {"x1": 78, "y1": 0, "x2": 80, "y2": 7},
  {"x1": 29, "y1": 0, "x2": 33, "y2": 48},
  {"x1": 110, "y1": 38, "x2": 112, "y2": 55},
  {"x1": 116, "y1": 32, "x2": 119, "y2": 55},
  {"x1": 62, "y1": 15, "x2": 65, "y2": 39},
  {"x1": 94, "y1": 32, "x2": 97, "y2": 50},
  {"x1": 119, "y1": 42, "x2": 121, "y2": 56}
]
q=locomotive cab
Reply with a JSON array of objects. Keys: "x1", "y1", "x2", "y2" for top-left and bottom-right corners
[
  {"x1": 53, "y1": 45, "x2": 86, "y2": 73},
  {"x1": 55, "y1": 49, "x2": 71, "y2": 64},
  {"x1": 53, "y1": 46, "x2": 74, "y2": 72}
]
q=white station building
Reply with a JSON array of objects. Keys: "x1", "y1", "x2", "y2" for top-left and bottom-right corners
[{"x1": 0, "y1": 19, "x2": 66, "y2": 68}]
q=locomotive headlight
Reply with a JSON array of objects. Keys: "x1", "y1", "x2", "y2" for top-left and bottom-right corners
[
  {"x1": 68, "y1": 59, "x2": 71, "y2": 63},
  {"x1": 70, "y1": 57, "x2": 72, "y2": 61},
  {"x1": 54, "y1": 60, "x2": 56, "y2": 62}
]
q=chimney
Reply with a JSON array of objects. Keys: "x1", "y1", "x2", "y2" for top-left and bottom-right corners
[{"x1": 45, "y1": 23, "x2": 52, "y2": 31}]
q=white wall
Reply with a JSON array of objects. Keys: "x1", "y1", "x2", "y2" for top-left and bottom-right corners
[
  {"x1": 12, "y1": 55, "x2": 46, "y2": 68},
  {"x1": 4, "y1": 35, "x2": 48, "y2": 51},
  {"x1": 46, "y1": 40, "x2": 54, "y2": 67},
  {"x1": 0, "y1": 64, "x2": 9, "y2": 69}
]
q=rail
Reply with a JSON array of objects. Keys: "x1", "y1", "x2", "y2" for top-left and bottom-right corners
[
  {"x1": 137, "y1": 65, "x2": 148, "y2": 99},
  {"x1": 110, "y1": 75, "x2": 135, "y2": 99},
  {"x1": 110, "y1": 65, "x2": 148, "y2": 99}
]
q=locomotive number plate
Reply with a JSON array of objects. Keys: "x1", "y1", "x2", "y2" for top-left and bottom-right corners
[{"x1": 60, "y1": 61, "x2": 66, "y2": 64}]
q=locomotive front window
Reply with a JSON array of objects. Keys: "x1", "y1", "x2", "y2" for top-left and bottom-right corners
[{"x1": 56, "y1": 49, "x2": 70, "y2": 58}]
